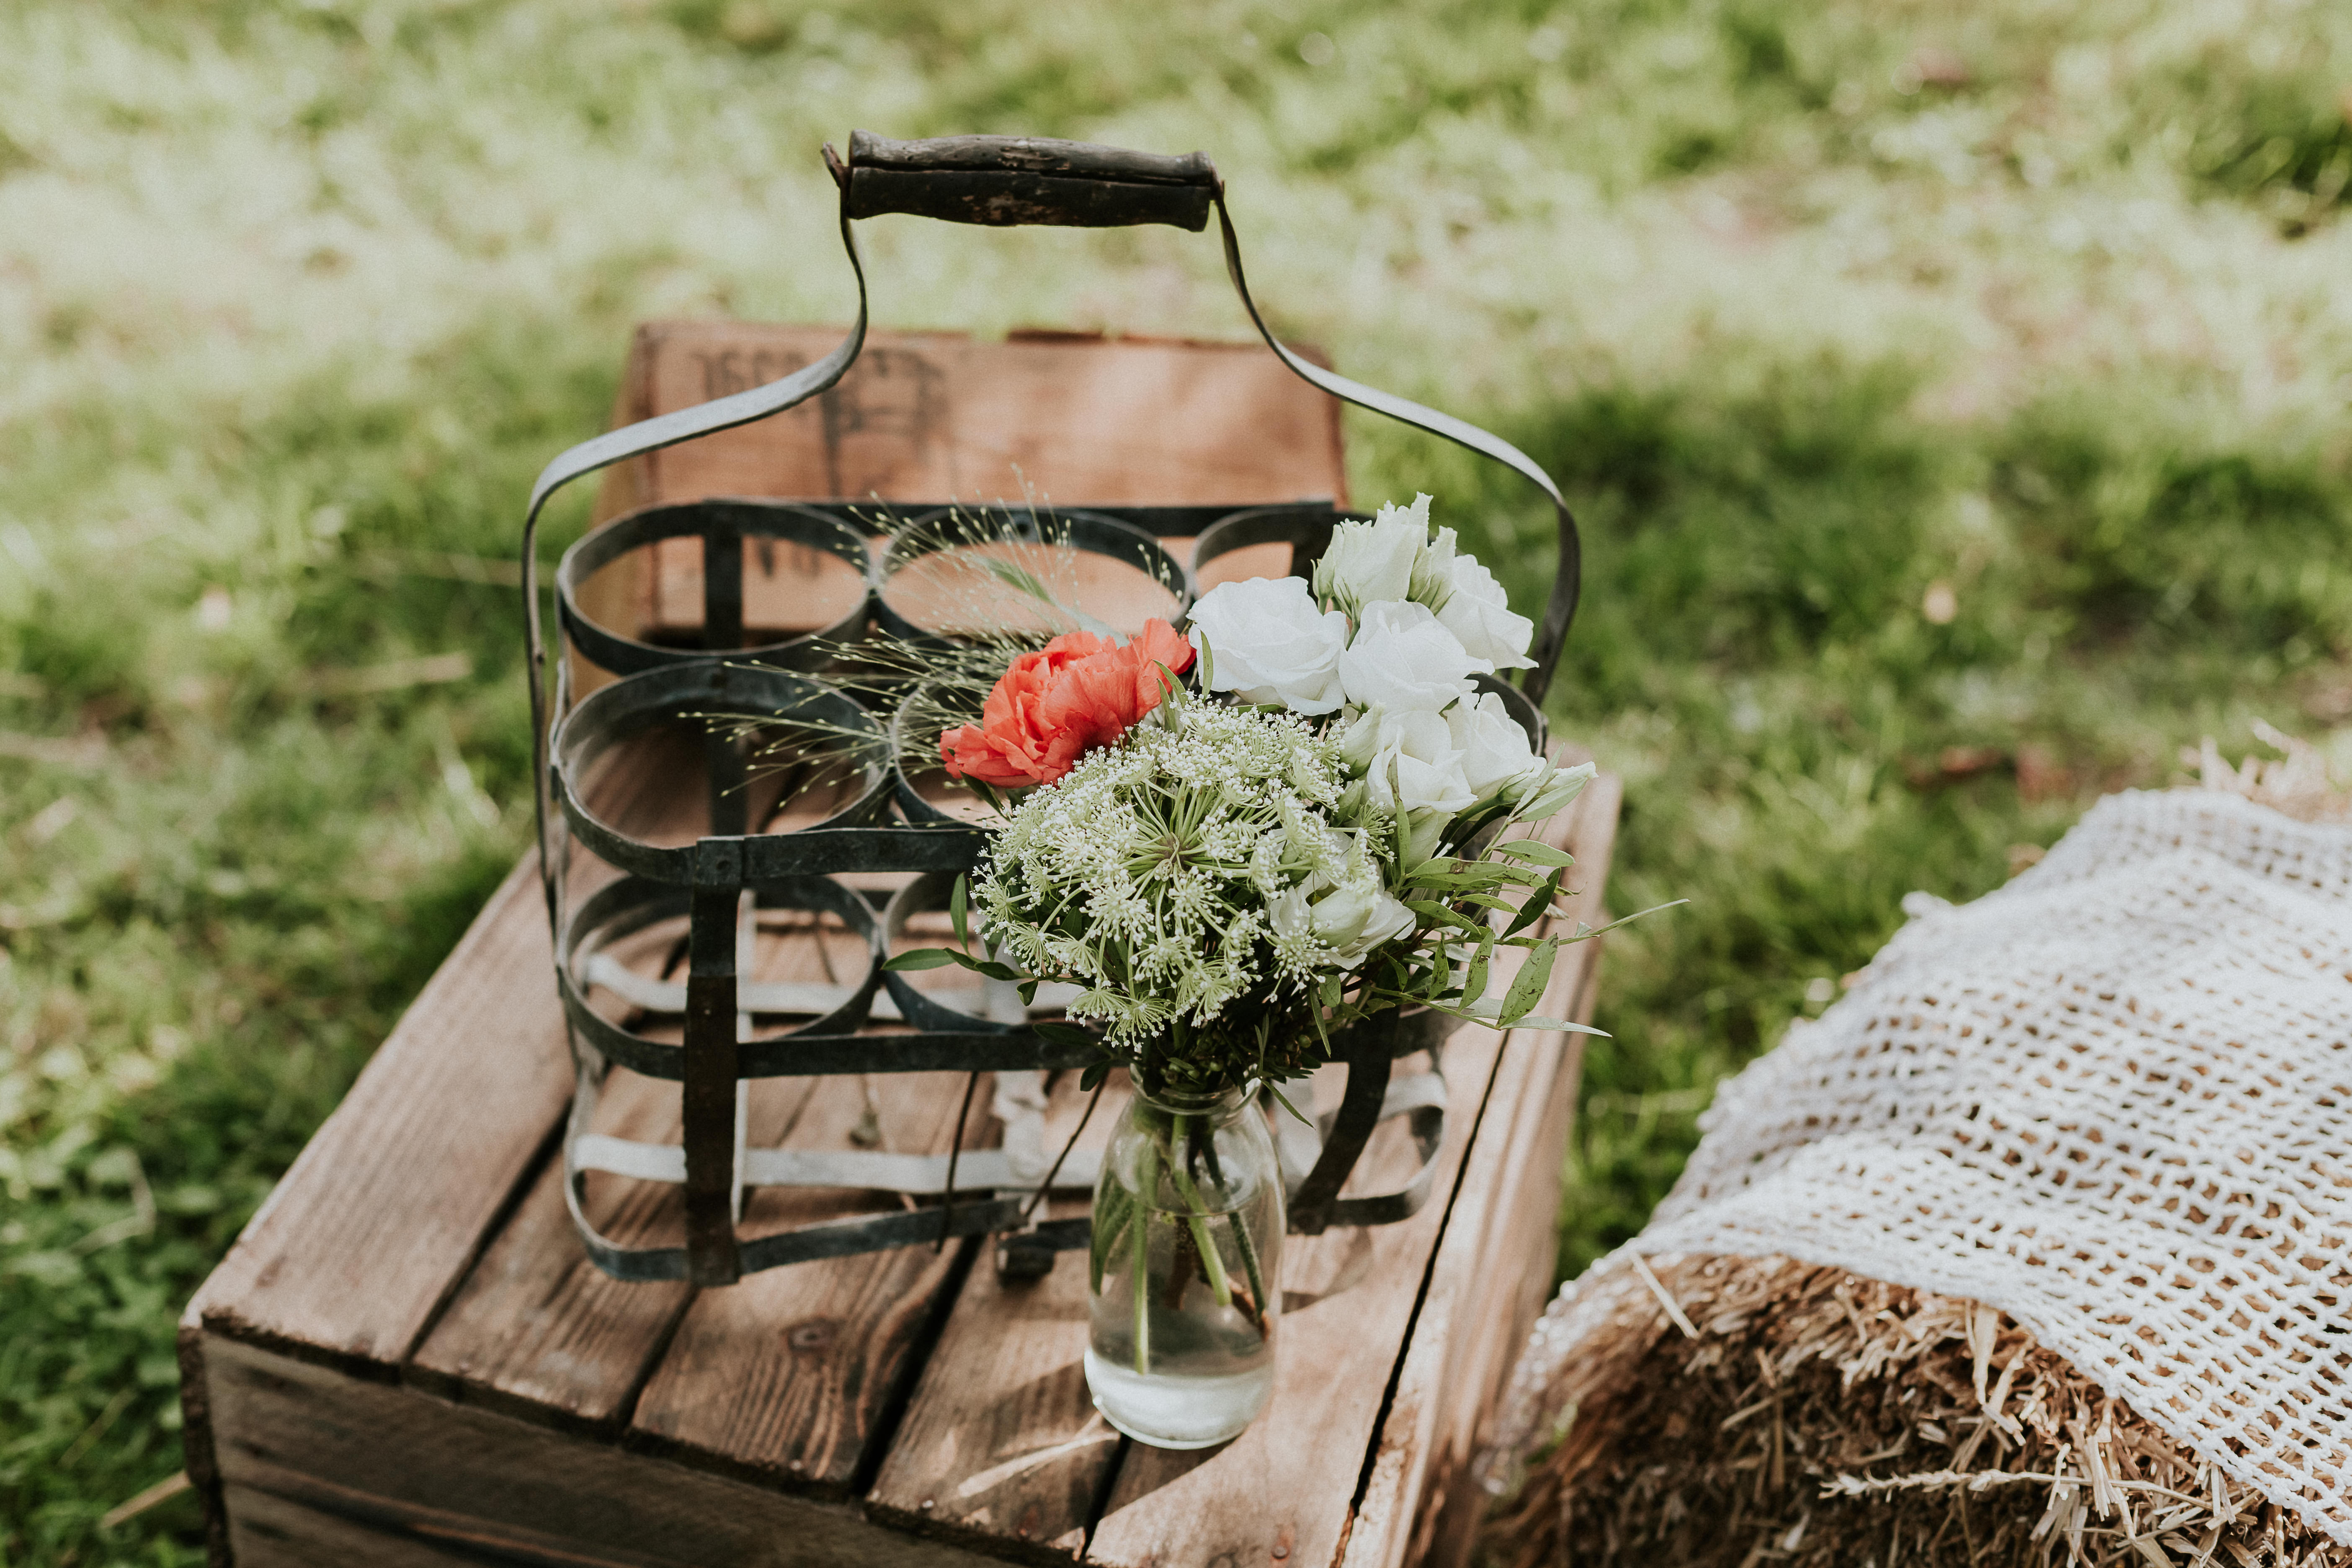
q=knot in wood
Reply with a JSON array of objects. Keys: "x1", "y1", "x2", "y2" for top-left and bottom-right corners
[{"x1": 785, "y1": 1318, "x2": 838, "y2": 1353}]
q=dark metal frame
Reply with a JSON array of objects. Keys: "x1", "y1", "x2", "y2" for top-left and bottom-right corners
[{"x1": 520, "y1": 133, "x2": 1583, "y2": 1285}]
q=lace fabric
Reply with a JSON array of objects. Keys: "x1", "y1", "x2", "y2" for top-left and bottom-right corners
[{"x1": 1489, "y1": 790, "x2": 2352, "y2": 1543}]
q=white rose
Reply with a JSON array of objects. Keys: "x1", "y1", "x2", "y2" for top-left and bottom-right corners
[
  {"x1": 1308, "y1": 878, "x2": 1419, "y2": 968},
  {"x1": 1339, "y1": 704, "x2": 1477, "y2": 815},
  {"x1": 1186, "y1": 576, "x2": 1349, "y2": 714},
  {"x1": 1313, "y1": 493, "x2": 1431, "y2": 610},
  {"x1": 1434, "y1": 555, "x2": 1536, "y2": 671},
  {"x1": 1338, "y1": 600, "x2": 1489, "y2": 712},
  {"x1": 1447, "y1": 691, "x2": 1548, "y2": 801}
]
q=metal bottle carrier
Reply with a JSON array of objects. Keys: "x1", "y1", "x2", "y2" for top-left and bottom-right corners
[{"x1": 519, "y1": 131, "x2": 1584, "y2": 1285}]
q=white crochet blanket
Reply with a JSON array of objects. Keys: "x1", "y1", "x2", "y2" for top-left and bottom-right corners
[{"x1": 1495, "y1": 790, "x2": 2352, "y2": 1542}]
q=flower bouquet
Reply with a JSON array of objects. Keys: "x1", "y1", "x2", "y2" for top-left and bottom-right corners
[{"x1": 887, "y1": 494, "x2": 1617, "y2": 1449}]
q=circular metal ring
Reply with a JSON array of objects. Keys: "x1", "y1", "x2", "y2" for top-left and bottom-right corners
[
  {"x1": 873, "y1": 504, "x2": 1189, "y2": 645},
  {"x1": 550, "y1": 661, "x2": 893, "y2": 885},
  {"x1": 1188, "y1": 502, "x2": 1357, "y2": 596},
  {"x1": 559, "y1": 872, "x2": 889, "y2": 1082},
  {"x1": 877, "y1": 871, "x2": 1022, "y2": 1036},
  {"x1": 557, "y1": 497, "x2": 874, "y2": 679}
]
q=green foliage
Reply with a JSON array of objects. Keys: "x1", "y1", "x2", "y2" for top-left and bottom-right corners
[{"x1": 4, "y1": 0, "x2": 2350, "y2": 1558}]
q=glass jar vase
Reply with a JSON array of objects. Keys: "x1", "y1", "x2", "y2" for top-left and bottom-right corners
[{"x1": 1084, "y1": 1083, "x2": 1284, "y2": 1449}]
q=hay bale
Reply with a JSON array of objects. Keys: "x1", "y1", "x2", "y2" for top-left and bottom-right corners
[{"x1": 1480, "y1": 1253, "x2": 2344, "y2": 1568}]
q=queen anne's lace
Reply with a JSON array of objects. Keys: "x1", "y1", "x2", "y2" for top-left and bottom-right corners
[
  {"x1": 1492, "y1": 789, "x2": 2352, "y2": 1544},
  {"x1": 975, "y1": 701, "x2": 1394, "y2": 1044}
]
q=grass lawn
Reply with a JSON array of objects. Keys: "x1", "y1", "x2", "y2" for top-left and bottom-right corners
[{"x1": 4, "y1": 0, "x2": 2350, "y2": 1559}]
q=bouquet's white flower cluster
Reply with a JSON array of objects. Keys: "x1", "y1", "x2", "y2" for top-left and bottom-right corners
[
  {"x1": 974, "y1": 700, "x2": 1414, "y2": 1047},
  {"x1": 952, "y1": 492, "x2": 1595, "y2": 1081},
  {"x1": 1190, "y1": 494, "x2": 1583, "y2": 842}
]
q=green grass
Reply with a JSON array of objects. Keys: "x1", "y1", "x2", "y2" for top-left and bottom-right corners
[{"x1": 4, "y1": 0, "x2": 2351, "y2": 1560}]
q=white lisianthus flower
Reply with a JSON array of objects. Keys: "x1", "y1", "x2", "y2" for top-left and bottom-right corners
[
  {"x1": 1447, "y1": 691, "x2": 1549, "y2": 801},
  {"x1": 1338, "y1": 599, "x2": 1489, "y2": 711},
  {"x1": 1314, "y1": 493, "x2": 1431, "y2": 611},
  {"x1": 1268, "y1": 870, "x2": 1417, "y2": 970},
  {"x1": 1339, "y1": 704, "x2": 1477, "y2": 815},
  {"x1": 1407, "y1": 523, "x2": 1458, "y2": 606},
  {"x1": 1185, "y1": 576, "x2": 1349, "y2": 714},
  {"x1": 1309, "y1": 879, "x2": 1418, "y2": 967},
  {"x1": 1435, "y1": 556, "x2": 1536, "y2": 671}
]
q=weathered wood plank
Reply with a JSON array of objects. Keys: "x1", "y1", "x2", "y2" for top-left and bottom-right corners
[
  {"x1": 591, "y1": 323, "x2": 1342, "y2": 648},
  {"x1": 185, "y1": 858, "x2": 570, "y2": 1367},
  {"x1": 202, "y1": 1333, "x2": 992, "y2": 1568},
  {"x1": 409, "y1": 908, "x2": 880, "y2": 1427},
  {"x1": 185, "y1": 735, "x2": 690, "y2": 1370},
  {"x1": 404, "y1": 1067, "x2": 696, "y2": 1429},
  {"x1": 626, "y1": 1066, "x2": 994, "y2": 1493},
  {"x1": 626, "y1": 324, "x2": 1346, "y2": 513},
  {"x1": 1349, "y1": 774, "x2": 1621, "y2": 1568},
  {"x1": 866, "y1": 1075, "x2": 1130, "y2": 1564}
]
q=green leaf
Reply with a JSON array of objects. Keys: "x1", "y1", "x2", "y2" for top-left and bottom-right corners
[
  {"x1": 1462, "y1": 936, "x2": 1494, "y2": 1014},
  {"x1": 1404, "y1": 900, "x2": 1484, "y2": 934},
  {"x1": 972, "y1": 959, "x2": 1021, "y2": 982},
  {"x1": 1507, "y1": 1016, "x2": 1611, "y2": 1037},
  {"x1": 1080, "y1": 1061, "x2": 1112, "y2": 1093},
  {"x1": 1262, "y1": 1080, "x2": 1313, "y2": 1124},
  {"x1": 1503, "y1": 866, "x2": 1568, "y2": 939},
  {"x1": 949, "y1": 874, "x2": 969, "y2": 947},
  {"x1": 883, "y1": 948, "x2": 962, "y2": 972},
  {"x1": 1032, "y1": 1020, "x2": 1097, "y2": 1050},
  {"x1": 1492, "y1": 839, "x2": 1576, "y2": 867},
  {"x1": 1499, "y1": 937, "x2": 1559, "y2": 1025}
]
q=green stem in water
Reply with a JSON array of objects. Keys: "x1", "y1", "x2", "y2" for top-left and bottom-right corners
[
  {"x1": 1166, "y1": 1115, "x2": 1233, "y2": 1309},
  {"x1": 1130, "y1": 1136, "x2": 1155, "y2": 1375},
  {"x1": 1090, "y1": 1178, "x2": 1130, "y2": 1295},
  {"x1": 1228, "y1": 1203, "x2": 1268, "y2": 1335}
]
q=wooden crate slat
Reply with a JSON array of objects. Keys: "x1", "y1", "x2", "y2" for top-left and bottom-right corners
[
  {"x1": 185, "y1": 860, "x2": 570, "y2": 1366},
  {"x1": 625, "y1": 323, "x2": 1346, "y2": 512},
  {"x1": 624, "y1": 1066, "x2": 994, "y2": 1492},
  {"x1": 583, "y1": 323, "x2": 1338, "y2": 660},
  {"x1": 410, "y1": 909, "x2": 886, "y2": 1425},
  {"x1": 404, "y1": 1067, "x2": 697, "y2": 1428},
  {"x1": 866, "y1": 1073, "x2": 1131, "y2": 1564},
  {"x1": 1346, "y1": 774, "x2": 1622, "y2": 1568},
  {"x1": 203, "y1": 1333, "x2": 996, "y2": 1568}
]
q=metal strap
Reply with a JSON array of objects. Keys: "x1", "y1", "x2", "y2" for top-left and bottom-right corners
[{"x1": 1209, "y1": 195, "x2": 1581, "y2": 706}]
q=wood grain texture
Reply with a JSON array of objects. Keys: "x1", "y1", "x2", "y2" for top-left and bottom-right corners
[
  {"x1": 404, "y1": 1067, "x2": 696, "y2": 1429},
  {"x1": 584, "y1": 322, "x2": 1344, "y2": 647},
  {"x1": 626, "y1": 1066, "x2": 995, "y2": 1494},
  {"x1": 202, "y1": 1334, "x2": 993, "y2": 1568},
  {"x1": 626, "y1": 324, "x2": 1345, "y2": 512},
  {"x1": 866, "y1": 1076, "x2": 1130, "y2": 1564},
  {"x1": 1348, "y1": 774, "x2": 1621, "y2": 1568},
  {"x1": 409, "y1": 908, "x2": 876, "y2": 1427},
  {"x1": 185, "y1": 858, "x2": 570, "y2": 1367}
]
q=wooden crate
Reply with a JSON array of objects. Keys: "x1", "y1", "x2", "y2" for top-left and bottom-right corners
[
  {"x1": 576, "y1": 321, "x2": 1347, "y2": 659},
  {"x1": 178, "y1": 322, "x2": 1616, "y2": 1568}
]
